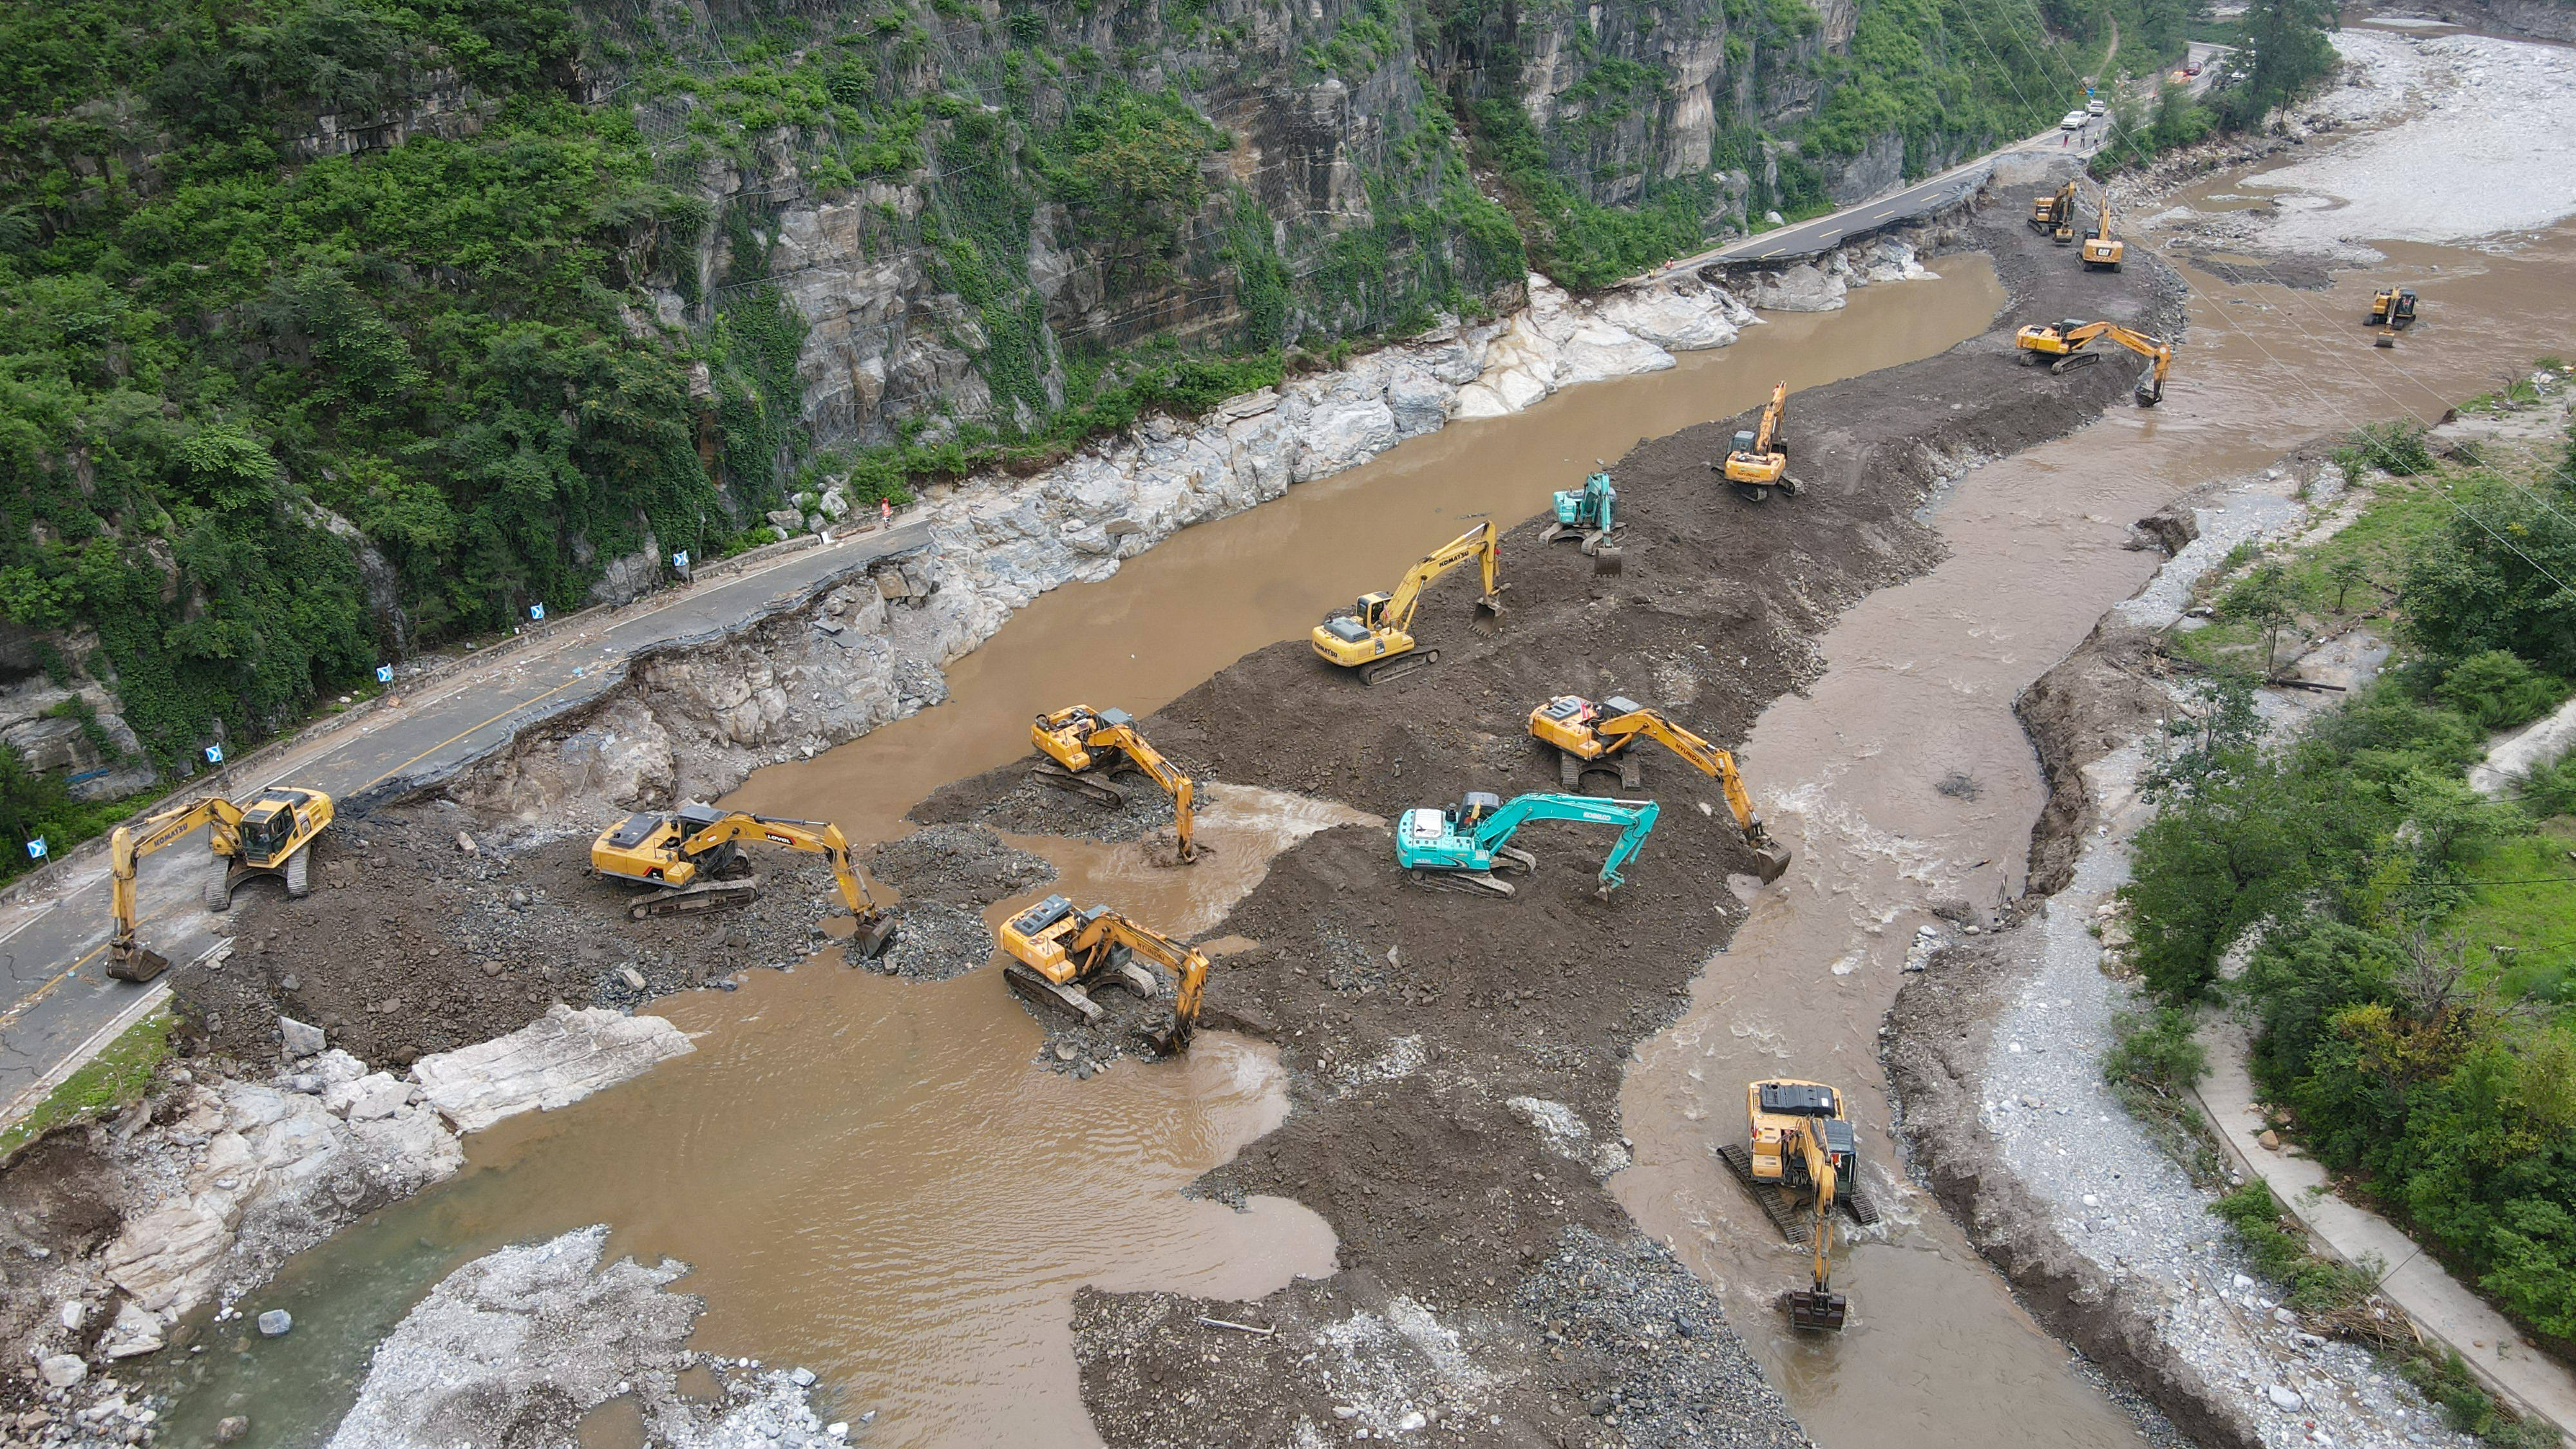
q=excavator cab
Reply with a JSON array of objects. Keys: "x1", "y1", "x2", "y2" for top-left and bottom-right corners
[
  {"x1": 1350, "y1": 591, "x2": 1397, "y2": 632},
  {"x1": 1730, "y1": 430, "x2": 1756, "y2": 453}
]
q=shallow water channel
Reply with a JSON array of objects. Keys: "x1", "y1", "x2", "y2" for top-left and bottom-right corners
[
  {"x1": 1614, "y1": 216, "x2": 2576, "y2": 1448},
  {"x1": 148, "y1": 261, "x2": 2008, "y2": 1446}
]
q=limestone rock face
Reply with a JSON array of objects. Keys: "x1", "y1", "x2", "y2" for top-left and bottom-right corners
[{"x1": 411, "y1": 1005, "x2": 696, "y2": 1134}]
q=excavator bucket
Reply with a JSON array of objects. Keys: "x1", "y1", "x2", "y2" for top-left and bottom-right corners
[
  {"x1": 2134, "y1": 375, "x2": 2163, "y2": 406},
  {"x1": 1472, "y1": 592, "x2": 1505, "y2": 638},
  {"x1": 1590, "y1": 544, "x2": 1623, "y2": 576},
  {"x1": 1751, "y1": 841, "x2": 1794, "y2": 886},
  {"x1": 851, "y1": 910, "x2": 897, "y2": 960},
  {"x1": 104, "y1": 942, "x2": 171, "y2": 984},
  {"x1": 1783, "y1": 1289, "x2": 1848, "y2": 1332}
]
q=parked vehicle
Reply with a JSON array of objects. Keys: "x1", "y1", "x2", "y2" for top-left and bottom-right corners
[
  {"x1": 2060, "y1": 110, "x2": 2088, "y2": 130},
  {"x1": 2087, "y1": 98, "x2": 2107, "y2": 115}
]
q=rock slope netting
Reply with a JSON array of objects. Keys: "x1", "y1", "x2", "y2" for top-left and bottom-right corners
[{"x1": 894, "y1": 199, "x2": 2180, "y2": 1444}]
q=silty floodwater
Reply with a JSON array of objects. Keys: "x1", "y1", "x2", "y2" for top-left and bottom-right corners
[
  {"x1": 1613, "y1": 209, "x2": 2576, "y2": 1448},
  {"x1": 145, "y1": 259, "x2": 2007, "y2": 1446}
]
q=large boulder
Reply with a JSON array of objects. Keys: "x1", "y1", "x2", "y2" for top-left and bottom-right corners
[{"x1": 411, "y1": 1005, "x2": 694, "y2": 1134}]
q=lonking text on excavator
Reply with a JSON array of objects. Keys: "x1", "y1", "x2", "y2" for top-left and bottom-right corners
[
  {"x1": 591, "y1": 806, "x2": 896, "y2": 956},
  {"x1": 106, "y1": 785, "x2": 334, "y2": 981},
  {"x1": 2014, "y1": 318, "x2": 2171, "y2": 406},
  {"x1": 1719, "y1": 1079, "x2": 1880, "y2": 1331},
  {"x1": 999, "y1": 896, "x2": 1209, "y2": 1054},
  {"x1": 1528, "y1": 694, "x2": 1792, "y2": 882},
  {"x1": 1311, "y1": 520, "x2": 1506, "y2": 686},
  {"x1": 1394, "y1": 790, "x2": 1658, "y2": 899},
  {"x1": 1716, "y1": 381, "x2": 1797, "y2": 502},
  {"x1": 1029, "y1": 705, "x2": 1197, "y2": 862}
]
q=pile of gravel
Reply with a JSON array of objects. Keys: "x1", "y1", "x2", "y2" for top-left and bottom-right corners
[
  {"x1": 866, "y1": 900, "x2": 994, "y2": 982},
  {"x1": 1513, "y1": 1226, "x2": 1810, "y2": 1448},
  {"x1": 866, "y1": 823, "x2": 1056, "y2": 907}
]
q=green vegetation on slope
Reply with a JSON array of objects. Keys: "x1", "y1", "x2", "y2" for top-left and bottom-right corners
[{"x1": 2121, "y1": 390, "x2": 2576, "y2": 1354}]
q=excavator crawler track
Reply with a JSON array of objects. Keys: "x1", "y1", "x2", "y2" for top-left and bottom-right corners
[
  {"x1": 630, "y1": 881, "x2": 761, "y2": 919},
  {"x1": 1032, "y1": 762, "x2": 1129, "y2": 807},
  {"x1": 1718, "y1": 1144, "x2": 1877, "y2": 1239},
  {"x1": 1004, "y1": 961, "x2": 1104, "y2": 1024},
  {"x1": 1360, "y1": 649, "x2": 1441, "y2": 687},
  {"x1": 1406, "y1": 867, "x2": 1515, "y2": 897}
]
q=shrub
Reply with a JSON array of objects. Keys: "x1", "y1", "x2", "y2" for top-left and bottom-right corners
[{"x1": 2434, "y1": 650, "x2": 2568, "y2": 733}]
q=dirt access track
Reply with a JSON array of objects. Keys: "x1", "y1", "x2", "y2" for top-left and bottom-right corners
[{"x1": 914, "y1": 189, "x2": 2181, "y2": 1445}]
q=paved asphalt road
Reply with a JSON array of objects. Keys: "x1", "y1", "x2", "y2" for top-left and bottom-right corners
[
  {"x1": 1692, "y1": 160, "x2": 2004, "y2": 267},
  {"x1": 0, "y1": 518, "x2": 932, "y2": 1119}
]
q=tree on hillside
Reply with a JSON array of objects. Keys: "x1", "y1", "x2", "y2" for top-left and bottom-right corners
[{"x1": 2212, "y1": 0, "x2": 2340, "y2": 129}]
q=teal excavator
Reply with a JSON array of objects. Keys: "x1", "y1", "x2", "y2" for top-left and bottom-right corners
[
  {"x1": 1394, "y1": 791, "x2": 1659, "y2": 898},
  {"x1": 1541, "y1": 464, "x2": 1621, "y2": 574}
]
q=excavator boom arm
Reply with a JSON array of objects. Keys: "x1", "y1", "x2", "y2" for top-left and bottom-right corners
[
  {"x1": 108, "y1": 796, "x2": 247, "y2": 953},
  {"x1": 1089, "y1": 725, "x2": 1195, "y2": 859},
  {"x1": 1751, "y1": 382, "x2": 1786, "y2": 453},
  {"x1": 1600, "y1": 711, "x2": 1768, "y2": 841},
  {"x1": 1072, "y1": 911, "x2": 1212, "y2": 1050},
  {"x1": 1472, "y1": 793, "x2": 1660, "y2": 891},
  {"x1": 675, "y1": 813, "x2": 886, "y2": 918},
  {"x1": 1381, "y1": 522, "x2": 1499, "y2": 634}
]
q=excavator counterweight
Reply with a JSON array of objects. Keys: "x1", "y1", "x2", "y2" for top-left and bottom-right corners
[
  {"x1": 1716, "y1": 381, "x2": 1798, "y2": 502},
  {"x1": 107, "y1": 786, "x2": 334, "y2": 981},
  {"x1": 1030, "y1": 706, "x2": 1197, "y2": 862},
  {"x1": 999, "y1": 895, "x2": 1210, "y2": 1054},
  {"x1": 591, "y1": 808, "x2": 896, "y2": 956},
  {"x1": 1528, "y1": 694, "x2": 1791, "y2": 882},
  {"x1": 1394, "y1": 791, "x2": 1658, "y2": 899},
  {"x1": 1311, "y1": 521, "x2": 1506, "y2": 686}
]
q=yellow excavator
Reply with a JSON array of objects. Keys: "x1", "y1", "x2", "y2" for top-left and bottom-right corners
[
  {"x1": 1716, "y1": 381, "x2": 1797, "y2": 502},
  {"x1": 1028, "y1": 706, "x2": 1196, "y2": 862},
  {"x1": 1719, "y1": 1079, "x2": 1879, "y2": 1331},
  {"x1": 2014, "y1": 318, "x2": 2171, "y2": 406},
  {"x1": 2367, "y1": 287, "x2": 2417, "y2": 348},
  {"x1": 1310, "y1": 520, "x2": 1505, "y2": 686},
  {"x1": 1526, "y1": 694, "x2": 1792, "y2": 883},
  {"x1": 2079, "y1": 184, "x2": 2123, "y2": 271},
  {"x1": 106, "y1": 785, "x2": 334, "y2": 981},
  {"x1": 999, "y1": 895, "x2": 1209, "y2": 1055},
  {"x1": 590, "y1": 806, "x2": 896, "y2": 956},
  {"x1": 2029, "y1": 179, "x2": 2077, "y2": 238}
]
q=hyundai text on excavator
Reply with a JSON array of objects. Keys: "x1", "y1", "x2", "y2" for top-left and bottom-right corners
[
  {"x1": 1716, "y1": 381, "x2": 1797, "y2": 502},
  {"x1": 2029, "y1": 179, "x2": 2076, "y2": 238},
  {"x1": 1029, "y1": 705, "x2": 1197, "y2": 862},
  {"x1": 1719, "y1": 1079, "x2": 1880, "y2": 1331},
  {"x1": 2079, "y1": 184, "x2": 2124, "y2": 271},
  {"x1": 590, "y1": 806, "x2": 896, "y2": 956},
  {"x1": 1527, "y1": 694, "x2": 1792, "y2": 883},
  {"x1": 1394, "y1": 790, "x2": 1658, "y2": 899},
  {"x1": 106, "y1": 785, "x2": 334, "y2": 981},
  {"x1": 1541, "y1": 465, "x2": 1622, "y2": 574},
  {"x1": 2014, "y1": 318, "x2": 2171, "y2": 406},
  {"x1": 999, "y1": 896, "x2": 1209, "y2": 1054},
  {"x1": 1310, "y1": 520, "x2": 1505, "y2": 686}
]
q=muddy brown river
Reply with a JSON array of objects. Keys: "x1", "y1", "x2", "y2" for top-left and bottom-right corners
[{"x1": 152, "y1": 187, "x2": 2576, "y2": 1448}]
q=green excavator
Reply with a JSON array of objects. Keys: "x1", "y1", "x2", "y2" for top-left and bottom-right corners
[
  {"x1": 1393, "y1": 791, "x2": 1659, "y2": 898},
  {"x1": 1541, "y1": 464, "x2": 1621, "y2": 574}
]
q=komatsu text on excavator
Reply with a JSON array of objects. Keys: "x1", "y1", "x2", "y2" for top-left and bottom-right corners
[
  {"x1": 1311, "y1": 520, "x2": 1505, "y2": 685},
  {"x1": 2014, "y1": 318, "x2": 2171, "y2": 406},
  {"x1": 106, "y1": 785, "x2": 334, "y2": 981},
  {"x1": 1719, "y1": 1079, "x2": 1880, "y2": 1331},
  {"x1": 591, "y1": 806, "x2": 896, "y2": 956},
  {"x1": 1394, "y1": 790, "x2": 1658, "y2": 898},
  {"x1": 999, "y1": 896, "x2": 1209, "y2": 1054},
  {"x1": 1716, "y1": 381, "x2": 1797, "y2": 502},
  {"x1": 1527, "y1": 695, "x2": 1792, "y2": 882},
  {"x1": 1029, "y1": 705, "x2": 1197, "y2": 861}
]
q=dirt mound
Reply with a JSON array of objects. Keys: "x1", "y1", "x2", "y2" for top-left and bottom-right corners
[
  {"x1": 176, "y1": 811, "x2": 855, "y2": 1068},
  {"x1": 2014, "y1": 620, "x2": 2178, "y2": 895},
  {"x1": 866, "y1": 900, "x2": 994, "y2": 982},
  {"x1": 866, "y1": 823, "x2": 1057, "y2": 907},
  {"x1": 914, "y1": 765, "x2": 1194, "y2": 846},
  {"x1": 1063, "y1": 194, "x2": 2183, "y2": 1445}
]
